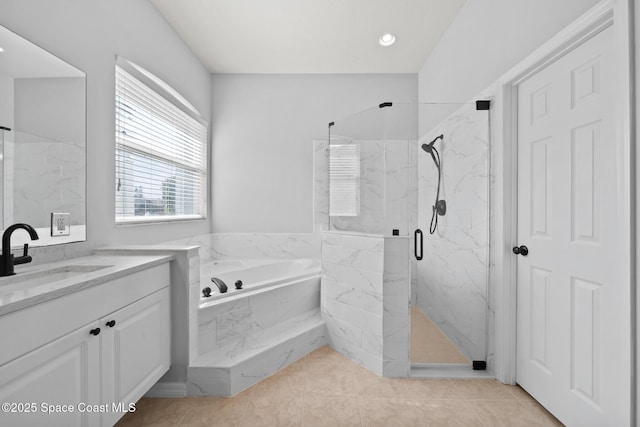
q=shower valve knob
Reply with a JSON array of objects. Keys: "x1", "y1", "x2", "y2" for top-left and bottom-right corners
[{"x1": 512, "y1": 245, "x2": 529, "y2": 256}]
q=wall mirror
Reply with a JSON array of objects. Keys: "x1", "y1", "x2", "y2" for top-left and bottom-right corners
[{"x1": 0, "y1": 24, "x2": 86, "y2": 247}]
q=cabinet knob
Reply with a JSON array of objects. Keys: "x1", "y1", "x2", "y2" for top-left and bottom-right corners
[
  {"x1": 106, "y1": 320, "x2": 116, "y2": 328},
  {"x1": 89, "y1": 328, "x2": 101, "y2": 336}
]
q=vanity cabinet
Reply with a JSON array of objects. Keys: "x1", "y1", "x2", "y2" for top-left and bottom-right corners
[
  {"x1": 100, "y1": 287, "x2": 169, "y2": 427},
  {"x1": 0, "y1": 319, "x2": 101, "y2": 427},
  {"x1": 0, "y1": 262, "x2": 170, "y2": 427}
]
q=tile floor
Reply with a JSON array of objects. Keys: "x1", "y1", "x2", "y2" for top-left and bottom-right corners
[
  {"x1": 117, "y1": 346, "x2": 563, "y2": 426},
  {"x1": 410, "y1": 305, "x2": 469, "y2": 364}
]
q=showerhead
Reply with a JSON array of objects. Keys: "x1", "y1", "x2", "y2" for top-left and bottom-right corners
[
  {"x1": 421, "y1": 134, "x2": 443, "y2": 168},
  {"x1": 421, "y1": 134, "x2": 443, "y2": 153},
  {"x1": 421, "y1": 134, "x2": 445, "y2": 235}
]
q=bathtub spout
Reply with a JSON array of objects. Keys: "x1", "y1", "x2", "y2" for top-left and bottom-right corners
[{"x1": 211, "y1": 277, "x2": 228, "y2": 293}]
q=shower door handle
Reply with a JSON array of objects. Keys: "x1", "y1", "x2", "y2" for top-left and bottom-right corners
[{"x1": 414, "y1": 229, "x2": 423, "y2": 261}]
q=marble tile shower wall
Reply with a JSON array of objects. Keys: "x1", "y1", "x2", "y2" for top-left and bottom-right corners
[
  {"x1": 313, "y1": 140, "x2": 329, "y2": 232},
  {"x1": 408, "y1": 149, "x2": 419, "y2": 304},
  {"x1": 315, "y1": 137, "x2": 418, "y2": 300},
  {"x1": 383, "y1": 140, "x2": 411, "y2": 237},
  {"x1": 321, "y1": 232, "x2": 384, "y2": 375},
  {"x1": 318, "y1": 140, "x2": 411, "y2": 237},
  {"x1": 382, "y1": 237, "x2": 411, "y2": 376},
  {"x1": 415, "y1": 102, "x2": 490, "y2": 362},
  {"x1": 327, "y1": 141, "x2": 385, "y2": 234},
  {"x1": 321, "y1": 232, "x2": 410, "y2": 377}
]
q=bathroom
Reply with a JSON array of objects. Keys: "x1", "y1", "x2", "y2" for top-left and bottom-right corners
[{"x1": 0, "y1": 0, "x2": 637, "y2": 426}]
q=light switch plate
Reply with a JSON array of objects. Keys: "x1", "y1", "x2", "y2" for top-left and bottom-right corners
[{"x1": 51, "y1": 213, "x2": 71, "y2": 236}]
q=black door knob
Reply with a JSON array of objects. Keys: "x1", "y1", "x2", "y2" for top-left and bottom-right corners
[
  {"x1": 89, "y1": 328, "x2": 101, "y2": 336},
  {"x1": 512, "y1": 245, "x2": 529, "y2": 256},
  {"x1": 106, "y1": 320, "x2": 116, "y2": 328}
]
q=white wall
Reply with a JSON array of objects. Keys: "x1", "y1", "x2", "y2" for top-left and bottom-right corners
[
  {"x1": 418, "y1": 0, "x2": 600, "y2": 105},
  {"x1": 211, "y1": 74, "x2": 417, "y2": 232},
  {"x1": 0, "y1": 0, "x2": 212, "y2": 247}
]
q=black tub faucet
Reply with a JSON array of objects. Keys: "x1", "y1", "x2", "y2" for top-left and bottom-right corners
[
  {"x1": 211, "y1": 277, "x2": 228, "y2": 293},
  {"x1": 1, "y1": 223, "x2": 39, "y2": 276}
]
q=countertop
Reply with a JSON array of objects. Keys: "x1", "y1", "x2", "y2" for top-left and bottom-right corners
[{"x1": 0, "y1": 253, "x2": 174, "y2": 316}]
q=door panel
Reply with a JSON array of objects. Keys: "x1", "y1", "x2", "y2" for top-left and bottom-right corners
[
  {"x1": 516, "y1": 26, "x2": 627, "y2": 426},
  {"x1": 529, "y1": 267, "x2": 550, "y2": 371},
  {"x1": 571, "y1": 121, "x2": 600, "y2": 242},
  {"x1": 570, "y1": 277, "x2": 600, "y2": 404},
  {"x1": 530, "y1": 137, "x2": 552, "y2": 237}
]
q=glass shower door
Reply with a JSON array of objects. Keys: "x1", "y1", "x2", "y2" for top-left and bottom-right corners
[{"x1": 411, "y1": 102, "x2": 490, "y2": 369}]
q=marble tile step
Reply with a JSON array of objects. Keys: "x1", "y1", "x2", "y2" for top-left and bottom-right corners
[
  {"x1": 187, "y1": 310, "x2": 326, "y2": 396},
  {"x1": 193, "y1": 308, "x2": 324, "y2": 368}
]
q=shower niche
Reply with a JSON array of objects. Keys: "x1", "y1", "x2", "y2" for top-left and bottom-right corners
[{"x1": 317, "y1": 101, "x2": 491, "y2": 377}]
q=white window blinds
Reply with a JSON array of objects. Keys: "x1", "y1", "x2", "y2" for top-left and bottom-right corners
[
  {"x1": 329, "y1": 144, "x2": 360, "y2": 216},
  {"x1": 115, "y1": 61, "x2": 207, "y2": 223}
]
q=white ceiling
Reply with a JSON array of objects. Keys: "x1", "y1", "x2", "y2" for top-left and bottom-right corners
[{"x1": 150, "y1": 0, "x2": 467, "y2": 74}]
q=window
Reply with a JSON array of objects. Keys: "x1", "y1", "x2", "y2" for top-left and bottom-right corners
[
  {"x1": 115, "y1": 58, "x2": 207, "y2": 223},
  {"x1": 329, "y1": 144, "x2": 360, "y2": 216}
]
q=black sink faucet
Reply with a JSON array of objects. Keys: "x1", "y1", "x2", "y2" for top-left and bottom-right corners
[{"x1": 1, "y1": 223, "x2": 39, "y2": 276}]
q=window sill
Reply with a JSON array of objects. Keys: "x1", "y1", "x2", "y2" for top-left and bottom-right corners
[{"x1": 115, "y1": 215, "x2": 206, "y2": 227}]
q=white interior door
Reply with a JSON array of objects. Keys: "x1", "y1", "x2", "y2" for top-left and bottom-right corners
[{"x1": 516, "y1": 25, "x2": 629, "y2": 426}]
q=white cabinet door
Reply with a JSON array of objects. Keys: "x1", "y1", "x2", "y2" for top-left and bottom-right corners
[
  {"x1": 100, "y1": 287, "x2": 170, "y2": 427},
  {"x1": 516, "y1": 26, "x2": 629, "y2": 426},
  {"x1": 0, "y1": 322, "x2": 101, "y2": 427}
]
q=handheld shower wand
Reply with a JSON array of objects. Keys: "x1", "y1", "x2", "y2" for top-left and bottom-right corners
[{"x1": 421, "y1": 134, "x2": 446, "y2": 234}]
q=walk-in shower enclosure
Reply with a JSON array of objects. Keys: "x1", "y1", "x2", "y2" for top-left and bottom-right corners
[{"x1": 317, "y1": 102, "x2": 491, "y2": 377}]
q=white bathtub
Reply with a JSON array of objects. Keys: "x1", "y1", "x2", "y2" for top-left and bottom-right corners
[{"x1": 199, "y1": 258, "x2": 320, "y2": 305}]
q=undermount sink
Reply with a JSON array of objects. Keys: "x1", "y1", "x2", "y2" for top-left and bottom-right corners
[{"x1": 0, "y1": 264, "x2": 113, "y2": 291}]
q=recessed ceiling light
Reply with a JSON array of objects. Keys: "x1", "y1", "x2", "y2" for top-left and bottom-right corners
[
  {"x1": 0, "y1": 47, "x2": 4, "y2": 53},
  {"x1": 379, "y1": 33, "x2": 396, "y2": 47}
]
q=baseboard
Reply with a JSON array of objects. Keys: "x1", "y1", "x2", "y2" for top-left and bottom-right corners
[{"x1": 144, "y1": 381, "x2": 187, "y2": 398}]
